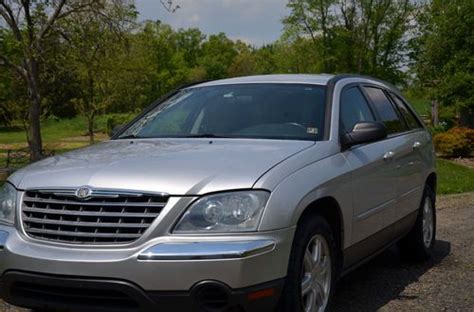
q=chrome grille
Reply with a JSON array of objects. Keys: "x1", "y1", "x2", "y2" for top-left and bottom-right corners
[{"x1": 21, "y1": 189, "x2": 168, "y2": 244}]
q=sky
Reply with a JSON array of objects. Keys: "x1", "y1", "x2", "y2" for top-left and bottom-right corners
[{"x1": 135, "y1": 0, "x2": 290, "y2": 46}]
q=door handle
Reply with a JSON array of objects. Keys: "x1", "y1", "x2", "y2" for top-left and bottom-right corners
[
  {"x1": 383, "y1": 151, "x2": 395, "y2": 161},
  {"x1": 413, "y1": 141, "x2": 422, "y2": 149}
]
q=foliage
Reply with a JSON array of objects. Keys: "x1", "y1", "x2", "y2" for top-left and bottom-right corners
[
  {"x1": 437, "y1": 159, "x2": 474, "y2": 194},
  {"x1": 62, "y1": 3, "x2": 136, "y2": 144},
  {"x1": 0, "y1": 0, "x2": 138, "y2": 159},
  {"x1": 1, "y1": 0, "x2": 473, "y2": 158},
  {"x1": 411, "y1": 0, "x2": 474, "y2": 126},
  {"x1": 199, "y1": 33, "x2": 238, "y2": 79},
  {"x1": 283, "y1": 0, "x2": 417, "y2": 84},
  {"x1": 429, "y1": 124, "x2": 448, "y2": 136},
  {"x1": 106, "y1": 114, "x2": 135, "y2": 136},
  {"x1": 434, "y1": 127, "x2": 474, "y2": 158}
]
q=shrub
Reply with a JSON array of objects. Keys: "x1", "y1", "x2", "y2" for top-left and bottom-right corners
[
  {"x1": 434, "y1": 127, "x2": 474, "y2": 157},
  {"x1": 429, "y1": 123, "x2": 448, "y2": 135},
  {"x1": 106, "y1": 114, "x2": 135, "y2": 136}
]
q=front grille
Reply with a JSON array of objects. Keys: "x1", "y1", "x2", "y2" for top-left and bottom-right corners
[{"x1": 21, "y1": 189, "x2": 168, "y2": 244}]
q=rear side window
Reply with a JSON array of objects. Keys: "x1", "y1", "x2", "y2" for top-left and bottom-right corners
[
  {"x1": 340, "y1": 87, "x2": 375, "y2": 132},
  {"x1": 364, "y1": 87, "x2": 405, "y2": 134},
  {"x1": 389, "y1": 93, "x2": 422, "y2": 129}
]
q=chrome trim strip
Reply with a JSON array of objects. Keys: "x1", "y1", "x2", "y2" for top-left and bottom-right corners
[
  {"x1": 355, "y1": 199, "x2": 395, "y2": 221},
  {"x1": 38, "y1": 189, "x2": 141, "y2": 199},
  {"x1": 138, "y1": 240, "x2": 275, "y2": 260},
  {"x1": 28, "y1": 188, "x2": 169, "y2": 199},
  {"x1": 399, "y1": 186, "x2": 421, "y2": 199},
  {"x1": 0, "y1": 230, "x2": 9, "y2": 248}
]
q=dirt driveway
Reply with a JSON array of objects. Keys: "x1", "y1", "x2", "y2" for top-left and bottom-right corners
[
  {"x1": 333, "y1": 192, "x2": 474, "y2": 311},
  {"x1": 1, "y1": 193, "x2": 473, "y2": 312}
]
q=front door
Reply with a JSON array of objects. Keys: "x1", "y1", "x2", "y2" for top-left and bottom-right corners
[{"x1": 339, "y1": 86, "x2": 398, "y2": 245}]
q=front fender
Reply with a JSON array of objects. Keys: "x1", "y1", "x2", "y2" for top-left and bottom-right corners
[{"x1": 257, "y1": 153, "x2": 354, "y2": 249}]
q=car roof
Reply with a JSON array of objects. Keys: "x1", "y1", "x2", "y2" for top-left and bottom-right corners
[
  {"x1": 186, "y1": 74, "x2": 401, "y2": 97},
  {"x1": 189, "y1": 74, "x2": 336, "y2": 88}
]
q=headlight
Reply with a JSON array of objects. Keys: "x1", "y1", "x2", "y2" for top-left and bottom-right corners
[
  {"x1": 173, "y1": 191, "x2": 270, "y2": 233},
  {"x1": 0, "y1": 183, "x2": 17, "y2": 224}
]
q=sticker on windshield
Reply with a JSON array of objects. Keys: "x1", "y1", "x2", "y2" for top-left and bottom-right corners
[{"x1": 307, "y1": 127, "x2": 318, "y2": 135}]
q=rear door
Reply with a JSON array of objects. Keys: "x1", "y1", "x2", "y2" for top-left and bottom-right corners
[
  {"x1": 362, "y1": 86, "x2": 411, "y2": 231},
  {"x1": 387, "y1": 92, "x2": 427, "y2": 220}
]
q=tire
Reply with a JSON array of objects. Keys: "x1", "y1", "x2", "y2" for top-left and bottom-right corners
[
  {"x1": 399, "y1": 185, "x2": 436, "y2": 260},
  {"x1": 279, "y1": 214, "x2": 337, "y2": 312}
]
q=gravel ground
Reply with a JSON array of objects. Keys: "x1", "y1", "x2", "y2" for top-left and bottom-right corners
[
  {"x1": 333, "y1": 192, "x2": 474, "y2": 312},
  {"x1": 1, "y1": 192, "x2": 473, "y2": 312}
]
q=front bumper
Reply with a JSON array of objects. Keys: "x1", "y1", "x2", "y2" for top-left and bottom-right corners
[
  {"x1": 0, "y1": 271, "x2": 285, "y2": 312},
  {"x1": 0, "y1": 225, "x2": 294, "y2": 310}
]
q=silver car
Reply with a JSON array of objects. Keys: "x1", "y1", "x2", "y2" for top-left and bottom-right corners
[{"x1": 0, "y1": 74, "x2": 437, "y2": 312}]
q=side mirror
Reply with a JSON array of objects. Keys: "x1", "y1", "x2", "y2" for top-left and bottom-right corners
[
  {"x1": 110, "y1": 124, "x2": 125, "y2": 137},
  {"x1": 341, "y1": 121, "x2": 387, "y2": 148}
]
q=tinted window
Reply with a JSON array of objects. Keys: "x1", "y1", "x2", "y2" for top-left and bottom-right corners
[
  {"x1": 389, "y1": 93, "x2": 422, "y2": 129},
  {"x1": 119, "y1": 84, "x2": 327, "y2": 141},
  {"x1": 340, "y1": 87, "x2": 375, "y2": 132},
  {"x1": 364, "y1": 87, "x2": 404, "y2": 134}
]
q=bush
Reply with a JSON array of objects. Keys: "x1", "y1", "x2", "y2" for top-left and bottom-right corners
[
  {"x1": 429, "y1": 123, "x2": 448, "y2": 135},
  {"x1": 106, "y1": 114, "x2": 135, "y2": 136},
  {"x1": 434, "y1": 127, "x2": 474, "y2": 157}
]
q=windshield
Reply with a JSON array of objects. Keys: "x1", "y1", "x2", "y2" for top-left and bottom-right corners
[{"x1": 118, "y1": 84, "x2": 327, "y2": 141}]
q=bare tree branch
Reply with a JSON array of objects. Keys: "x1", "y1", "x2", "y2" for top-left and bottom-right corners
[
  {"x1": 0, "y1": 0, "x2": 23, "y2": 41},
  {"x1": 36, "y1": 0, "x2": 67, "y2": 42},
  {"x1": 20, "y1": 0, "x2": 35, "y2": 43},
  {"x1": 160, "y1": 0, "x2": 180, "y2": 13},
  {"x1": 0, "y1": 53, "x2": 27, "y2": 79}
]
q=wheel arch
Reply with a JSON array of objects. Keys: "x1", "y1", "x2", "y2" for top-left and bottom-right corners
[
  {"x1": 425, "y1": 172, "x2": 437, "y2": 196},
  {"x1": 297, "y1": 196, "x2": 345, "y2": 274}
]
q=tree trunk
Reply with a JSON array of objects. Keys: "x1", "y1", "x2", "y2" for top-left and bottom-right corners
[
  {"x1": 88, "y1": 73, "x2": 95, "y2": 145},
  {"x1": 88, "y1": 113, "x2": 95, "y2": 145},
  {"x1": 25, "y1": 59, "x2": 43, "y2": 161},
  {"x1": 431, "y1": 100, "x2": 439, "y2": 126},
  {"x1": 459, "y1": 106, "x2": 474, "y2": 128}
]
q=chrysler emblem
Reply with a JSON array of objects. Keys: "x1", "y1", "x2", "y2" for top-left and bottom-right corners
[{"x1": 75, "y1": 186, "x2": 92, "y2": 200}]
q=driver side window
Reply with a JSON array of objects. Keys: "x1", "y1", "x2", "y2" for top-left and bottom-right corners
[{"x1": 340, "y1": 86, "x2": 375, "y2": 133}]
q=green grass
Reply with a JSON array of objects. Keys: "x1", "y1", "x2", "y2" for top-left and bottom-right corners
[
  {"x1": 437, "y1": 159, "x2": 474, "y2": 194},
  {"x1": 404, "y1": 95, "x2": 430, "y2": 116},
  {"x1": 0, "y1": 115, "x2": 112, "y2": 145},
  {"x1": 409, "y1": 98, "x2": 430, "y2": 116},
  {"x1": 0, "y1": 115, "x2": 120, "y2": 170}
]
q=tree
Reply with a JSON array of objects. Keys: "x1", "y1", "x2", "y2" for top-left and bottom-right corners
[
  {"x1": 412, "y1": 0, "x2": 474, "y2": 126},
  {"x1": 285, "y1": 0, "x2": 335, "y2": 72},
  {"x1": 0, "y1": 62, "x2": 27, "y2": 127},
  {"x1": 64, "y1": 3, "x2": 136, "y2": 143},
  {"x1": 283, "y1": 0, "x2": 417, "y2": 84},
  {"x1": 228, "y1": 42, "x2": 257, "y2": 77},
  {"x1": 253, "y1": 44, "x2": 279, "y2": 74},
  {"x1": 199, "y1": 33, "x2": 238, "y2": 79},
  {"x1": 176, "y1": 28, "x2": 205, "y2": 68},
  {"x1": 0, "y1": 0, "x2": 131, "y2": 160}
]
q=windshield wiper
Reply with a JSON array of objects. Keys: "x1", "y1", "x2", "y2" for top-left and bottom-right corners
[
  {"x1": 184, "y1": 134, "x2": 230, "y2": 138},
  {"x1": 117, "y1": 134, "x2": 143, "y2": 140}
]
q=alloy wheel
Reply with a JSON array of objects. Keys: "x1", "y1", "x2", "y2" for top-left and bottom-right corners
[
  {"x1": 301, "y1": 234, "x2": 332, "y2": 312},
  {"x1": 422, "y1": 199, "x2": 434, "y2": 248}
]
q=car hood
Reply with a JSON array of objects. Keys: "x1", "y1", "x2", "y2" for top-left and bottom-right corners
[{"x1": 10, "y1": 139, "x2": 314, "y2": 195}]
